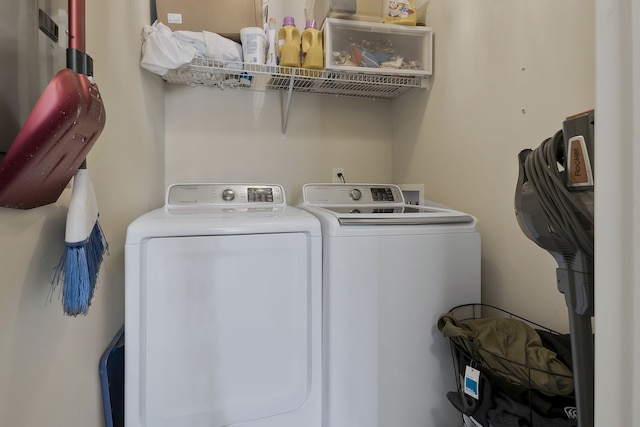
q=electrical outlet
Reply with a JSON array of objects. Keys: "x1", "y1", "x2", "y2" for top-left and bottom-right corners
[
  {"x1": 398, "y1": 184, "x2": 425, "y2": 205},
  {"x1": 332, "y1": 168, "x2": 345, "y2": 183}
]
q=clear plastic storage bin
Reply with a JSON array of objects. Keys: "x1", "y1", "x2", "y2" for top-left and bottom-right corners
[{"x1": 323, "y1": 18, "x2": 432, "y2": 77}]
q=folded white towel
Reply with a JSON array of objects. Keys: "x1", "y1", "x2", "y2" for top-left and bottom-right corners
[
  {"x1": 140, "y1": 21, "x2": 197, "y2": 75},
  {"x1": 174, "y1": 30, "x2": 243, "y2": 64},
  {"x1": 140, "y1": 21, "x2": 244, "y2": 76}
]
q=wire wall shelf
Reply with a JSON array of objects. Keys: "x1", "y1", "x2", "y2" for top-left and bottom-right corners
[{"x1": 162, "y1": 58, "x2": 429, "y2": 101}]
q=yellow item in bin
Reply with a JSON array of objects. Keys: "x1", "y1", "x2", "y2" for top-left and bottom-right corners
[
  {"x1": 301, "y1": 19, "x2": 324, "y2": 70},
  {"x1": 383, "y1": 0, "x2": 417, "y2": 26},
  {"x1": 278, "y1": 16, "x2": 301, "y2": 67}
]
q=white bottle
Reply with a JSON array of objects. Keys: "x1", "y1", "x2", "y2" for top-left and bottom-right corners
[{"x1": 265, "y1": 18, "x2": 278, "y2": 71}]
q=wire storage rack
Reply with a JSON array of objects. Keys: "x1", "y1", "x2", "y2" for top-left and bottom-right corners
[
  {"x1": 441, "y1": 304, "x2": 578, "y2": 427},
  {"x1": 161, "y1": 58, "x2": 428, "y2": 101}
]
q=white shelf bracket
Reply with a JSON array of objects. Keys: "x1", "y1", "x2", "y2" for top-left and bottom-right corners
[{"x1": 281, "y1": 71, "x2": 296, "y2": 136}]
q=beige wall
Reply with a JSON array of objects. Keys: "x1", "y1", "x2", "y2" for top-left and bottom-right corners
[
  {"x1": 164, "y1": 87, "x2": 393, "y2": 202},
  {"x1": 0, "y1": 1, "x2": 164, "y2": 426},
  {"x1": 392, "y1": 0, "x2": 595, "y2": 332}
]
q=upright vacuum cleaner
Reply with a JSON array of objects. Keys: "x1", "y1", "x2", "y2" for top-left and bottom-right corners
[{"x1": 514, "y1": 110, "x2": 594, "y2": 427}]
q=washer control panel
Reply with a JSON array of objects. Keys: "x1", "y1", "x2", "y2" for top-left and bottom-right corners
[
  {"x1": 303, "y1": 183, "x2": 405, "y2": 205},
  {"x1": 166, "y1": 184, "x2": 285, "y2": 207}
]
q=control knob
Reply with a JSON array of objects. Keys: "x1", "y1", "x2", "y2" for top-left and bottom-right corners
[
  {"x1": 222, "y1": 189, "x2": 235, "y2": 201},
  {"x1": 350, "y1": 188, "x2": 362, "y2": 201}
]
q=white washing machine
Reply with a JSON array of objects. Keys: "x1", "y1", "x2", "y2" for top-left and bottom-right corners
[
  {"x1": 299, "y1": 183, "x2": 481, "y2": 427},
  {"x1": 125, "y1": 183, "x2": 322, "y2": 427}
]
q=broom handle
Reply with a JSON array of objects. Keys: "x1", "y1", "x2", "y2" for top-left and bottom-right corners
[
  {"x1": 69, "y1": 0, "x2": 88, "y2": 173},
  {"x1": 68, "y1": 0, "x2": 86, "y2": 52}
]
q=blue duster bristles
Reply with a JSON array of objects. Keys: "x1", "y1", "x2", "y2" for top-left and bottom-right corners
[
  {"x1": 52, "y1": 221, "x2": 108, "y2": 316},
  {"x1": 84, "y1": 221, "x2": 108, "y2": 301}
]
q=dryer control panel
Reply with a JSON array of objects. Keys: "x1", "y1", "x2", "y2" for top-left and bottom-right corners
[{"x1": 166, "y1": 184, "x2": 286, "y2": 207}]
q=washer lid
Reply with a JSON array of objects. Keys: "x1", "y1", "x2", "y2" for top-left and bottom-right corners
[
  {"x1": 301, "y1": 183, "x2": 473, "y2": 225},
  {"x1": 322, "y1": 205, "x2": 473, "y2": 225}
]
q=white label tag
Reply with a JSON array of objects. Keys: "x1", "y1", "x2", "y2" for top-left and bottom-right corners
[
  {"x1": 464, "y1": 365, "x2": 480, "y2": 400},
  {"x1": 167, "y1": 13, "x2": 183, "y2": 24}
]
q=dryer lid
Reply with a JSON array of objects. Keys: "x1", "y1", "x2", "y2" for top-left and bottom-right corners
[{"x1": 125, "y1": 184, "x2": 321, "y2": 244}]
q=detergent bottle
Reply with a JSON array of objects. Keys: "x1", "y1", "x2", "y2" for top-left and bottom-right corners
[
  {"x1": 277, "y1": 16, "x2": 300, "y2": 67},
  {"x1": 301, "y1": 19, "x2": 323, "y2": 70}
]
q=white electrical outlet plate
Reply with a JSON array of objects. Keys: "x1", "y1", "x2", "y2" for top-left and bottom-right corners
[{"x1": 332, "y1": 168, "x2": 345, "y2": 183}]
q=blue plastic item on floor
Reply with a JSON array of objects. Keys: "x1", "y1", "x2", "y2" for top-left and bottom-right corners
[{"x1": 99, "y1": 326, "x2": 124, "y2": 427}]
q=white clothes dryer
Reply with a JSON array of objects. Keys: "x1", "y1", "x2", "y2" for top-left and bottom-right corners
[
  {"x1": 125, "y1": 183, "x2": 322, "y2": 427},
  {"x1": 299, "y1": 183, "x2": 481, "y2": 427}
]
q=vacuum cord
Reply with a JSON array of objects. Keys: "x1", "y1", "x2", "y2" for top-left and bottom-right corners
[{"x1": 523, "y1": 130, "x2": 594, "y2": 258}]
